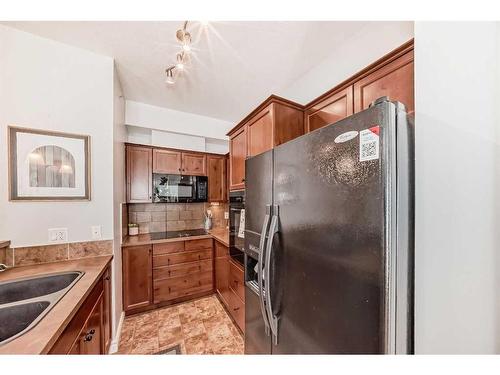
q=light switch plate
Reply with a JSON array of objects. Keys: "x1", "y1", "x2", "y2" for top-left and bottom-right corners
[
  {"x1": 48, "y1": 228, "x2": 68, "y2": 243},
  {"x1": 91, "y1": 225, "x2": 102, "y2": 240},
  {"x1": 224, "y1": 211, "x2": 229, "y2": 220}
]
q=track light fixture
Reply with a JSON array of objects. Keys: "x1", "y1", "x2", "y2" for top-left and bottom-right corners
[{"x1": 165, "y1": 21, "x2": 207, "y2": 86}]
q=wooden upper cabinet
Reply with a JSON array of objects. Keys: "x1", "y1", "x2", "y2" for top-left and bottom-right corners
[
  {"x1": 354, "y1": 49, "x2": 414, "y2": 114},
  {"x1": 229, "y1": 126, "x2": 247, "y2": 191},
  {"x1": 122, "y1": 245, "x2": 152, "y2": 312},
  {"x1": 227, "y1": 96, "x2": 304, "y2": 190},
  {"x1": 305, "y1": 86, "x2": 354, "y2": 132},
  {"x1": 126, "y1": 145, "x2": 152, "y2": 203},
  {"x1": 247, "y1": 105, "x2": 273, "y2": 157},
  {"x1": 207, "y1": 155, "x2": 226, "y2": 202},
  {"x1": 181, "y1": 152, "x2": 207, "y2": 176},
  {"x1": 153, "y1": 149, "x2": 182, "y2": 174}
]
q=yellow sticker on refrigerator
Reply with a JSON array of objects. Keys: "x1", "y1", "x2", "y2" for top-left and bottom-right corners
[{"x1": 359, "y1": 126, "x2": 380, "y2": 162}]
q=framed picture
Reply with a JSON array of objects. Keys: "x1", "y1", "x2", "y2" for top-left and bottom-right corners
[{"x1": 8, "y1": 126, "x2": 91, "y2": 201}]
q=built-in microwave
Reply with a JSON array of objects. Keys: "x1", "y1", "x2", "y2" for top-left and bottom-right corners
[{"x1": 153, "y1": 174, "x2": 208, "y2": 203}]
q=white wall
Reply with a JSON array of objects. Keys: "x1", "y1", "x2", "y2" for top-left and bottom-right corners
[
  {"x1": 125, "y1": 100, "x2": 233, "y2": 141},
  {"x1": 111, "y1": 64, "x2": 126, "y2": 343},
  {"x1": 126, "y1": 125, "x2": 229, "y2": 154},
  {"x1": 0, "y1": 25, "x2": 114, "y2": 248},
  {"x1": 151, "y1": 130, "x2": 205, "y2": 152},
  {"x1": 277, "y1": 22, "x2": 414, "y2": 104},
  {"x1": 414, "y1": 22, "x2": 500, "y2": 354}
]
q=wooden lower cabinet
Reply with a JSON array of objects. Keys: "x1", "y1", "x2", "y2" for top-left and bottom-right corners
[
  {"x1": 215, "y1": 255, "x2": 230, "y2": 306},
  {"x1": 153, "y1": 239, "x2": 213, "y2": 304},
  {"x1": 102, "y1": 267, "x2": 112, "y2": 353},
  {"x1": 122, "y1": 245, "x2": 152, "y2": 312},
  {"x1": 122, "y1": 238, "x2": 214, "y2": 314},
  {"x1": 214, "y1": 240, "x2": 245, "y2": 333},
  {"x1": 49, "y1": 265, "x2": 111, "y2": 354}
]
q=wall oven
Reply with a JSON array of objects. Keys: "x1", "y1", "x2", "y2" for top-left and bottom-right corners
[
  {"x1": 229, "y1": 190, "x2": 245, "y2": 266},
  {"x1": 153, "y1": 174, "x2": 208, "y2": 203}
]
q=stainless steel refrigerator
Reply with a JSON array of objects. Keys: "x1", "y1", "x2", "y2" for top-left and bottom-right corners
[{"x1": 244, "y1": 97, "x2": 414, "y2": 354}]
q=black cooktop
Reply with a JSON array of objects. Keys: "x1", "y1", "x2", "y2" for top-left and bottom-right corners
[{"x1": 150, "y1": 229, "x2": 209, "y2": 241}]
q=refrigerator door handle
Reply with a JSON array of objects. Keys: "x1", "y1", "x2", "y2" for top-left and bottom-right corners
[
  {"x1": 258, "y1": 204, "x2": 272, "y2": 336},
  {"x1": 265, "y1": 205, "x2": 279, "y2": 345}
]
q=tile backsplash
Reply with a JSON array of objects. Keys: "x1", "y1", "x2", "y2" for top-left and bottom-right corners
[
  {"x1": 128, "y1": 203, "x2": 228, "y2": 234},
  {"x1": 4, "y1": 240, "x2": 113, "y2": 268}
]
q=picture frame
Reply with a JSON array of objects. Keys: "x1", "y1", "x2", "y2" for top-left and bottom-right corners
[{"x1": 8, "y1": 126, "x2": 91, "y2": 201}]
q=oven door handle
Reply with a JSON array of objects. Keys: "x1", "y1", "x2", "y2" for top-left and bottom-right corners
[{"x1": 258, "y1": 205, "x2": 272, "y2": 336}]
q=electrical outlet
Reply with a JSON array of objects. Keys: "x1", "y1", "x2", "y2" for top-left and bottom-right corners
[
  {"x1": 48, "y1": 228, "x2": 68, "y2": 243},
  {"x1": 91, "y1": 225, "x2": 102, "y2": 240},
  {"x1": 224, "y1": 211, "x2": 229, "y2": 220}
]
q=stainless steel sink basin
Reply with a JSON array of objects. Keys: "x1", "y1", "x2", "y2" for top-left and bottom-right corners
[
  {"x1": 0, "y1": 272, "x2": 82, "y2": 305},
  {"x1": 0, "y1": 301, "x2": 50, "y2": 343},
  {"x1": 0, "y1": 271, "x2": 84, "y2": 345}
]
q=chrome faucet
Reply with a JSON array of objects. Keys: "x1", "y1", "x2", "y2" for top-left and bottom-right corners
[{"x1": 0, "y1": 264, "x2": 8, "y2": 272}]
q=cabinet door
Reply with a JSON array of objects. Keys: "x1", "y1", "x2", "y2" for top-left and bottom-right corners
[
  {"x1": 102, "y1": 267, "x2": 111, "y2": 353},
  {"x1": 354, "y1": 50, "x2": 414, "y2": 114},
  {"x1": 247, "y1": 105, "x2": 273, "y2": 157},
  {"x1": 81, "y1": 294, "x2": 103, "y2": 355},
  {"x1": 228, "y1": 289, "x2": 245, "y2": 333},
  {"x1": 126, "y1": 145, "x2": 152, "y2": 203},
  {"x1": 153, "y1": 149, "x2": 182, "y2": 174},
  {"x1": 305, "y1": 86, "x2": 354, "y2": 132},
  {"x1": 122, "y1": 245, "x2": 152, "y2": 311},
  {"x1": 181, "y1": 152, "x2": 207, "y2": 176},
  {"x1": 215, "y1": 255, "x2": 230, "y2": 307},
  {"x1": 207, "y1": 155, "x2": 226, "y2": 202},
  {"x1": 229, "y1": 126, "x2": 247, "y2": 190}
]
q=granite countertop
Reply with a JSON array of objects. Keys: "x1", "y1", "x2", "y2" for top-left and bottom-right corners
[
  {"x1": 0, "y1": 255, "x2": 112, "y2": 354},
  {"x1": 122, "y1": 227, "x2": 230, "y2": 248}
]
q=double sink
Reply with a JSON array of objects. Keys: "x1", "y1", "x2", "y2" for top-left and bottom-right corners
[{"x1": 0, "y1": 271, "x2": 84, "y2": 345}]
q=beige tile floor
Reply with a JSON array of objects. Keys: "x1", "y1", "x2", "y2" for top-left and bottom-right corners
[{"x1": 116, "y1": 295, "x2": 244, "y2": 355}]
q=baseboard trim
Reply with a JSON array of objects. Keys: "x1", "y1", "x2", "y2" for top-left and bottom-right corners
[{"x1": 108, "y1": 312, "x2": 125, "y2": 354}]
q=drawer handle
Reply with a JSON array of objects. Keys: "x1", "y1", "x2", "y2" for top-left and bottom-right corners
[
  {"x1": 198, "y1": 280, "x2": 201, "y2": 286},
  {"x1": 198, "y1": 265, "x2": 202, "y2": 271},
  {"x1": 168, "y1": 286, "x2": 171, "y2": 293},
  {"x1": 233, "y1": 307, "x2": 240, "y2": 311},
  {"x1": 168, "y1": 270, "x2": 171, "y2": 276}
]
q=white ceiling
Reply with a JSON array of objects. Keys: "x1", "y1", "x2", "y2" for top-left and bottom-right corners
[{"x1": 4, "y1": 21, "x2": 373, "y2": 122}]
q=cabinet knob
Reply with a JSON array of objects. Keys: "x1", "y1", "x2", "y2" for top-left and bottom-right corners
[{"x1": 241, "y1": 178, "x2": 245, "y2": 182}]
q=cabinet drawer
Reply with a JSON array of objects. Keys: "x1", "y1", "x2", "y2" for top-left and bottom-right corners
[
  {"x1": 229, "y1": 260, "x2": 245, "y2": 301},
  {"x1": 153, "y1": 241, "x2": 184, "y2": 255},
  {"x1": 153, "y1": 259, "x2": 213, "y2": 281},
  {"x1": 185, "y1": 238, "x2": 212, "y2": 251},
  {"x1": 153, "y1": 271, "x2": 213, "y2": 303},
  {"x1": 153, "y1": 249, "x2": 212, "y2": 267},
  {"x1": 214, "y1": 240, "x2": 229, "y2": 258},
  {"x1": 228, "y1": 289, "x2": 245, "y2": 333}
]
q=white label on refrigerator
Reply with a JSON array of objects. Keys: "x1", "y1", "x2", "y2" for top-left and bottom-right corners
[
  {"x1": 238, "y1": 209, "x2": 245, "y2": 238},
  {"x1": 334, "y1": 130, "x2": 358, "y2": 143},
  {"x1": 359, "y1": 126, "x2": 380, "y2": 162}
]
